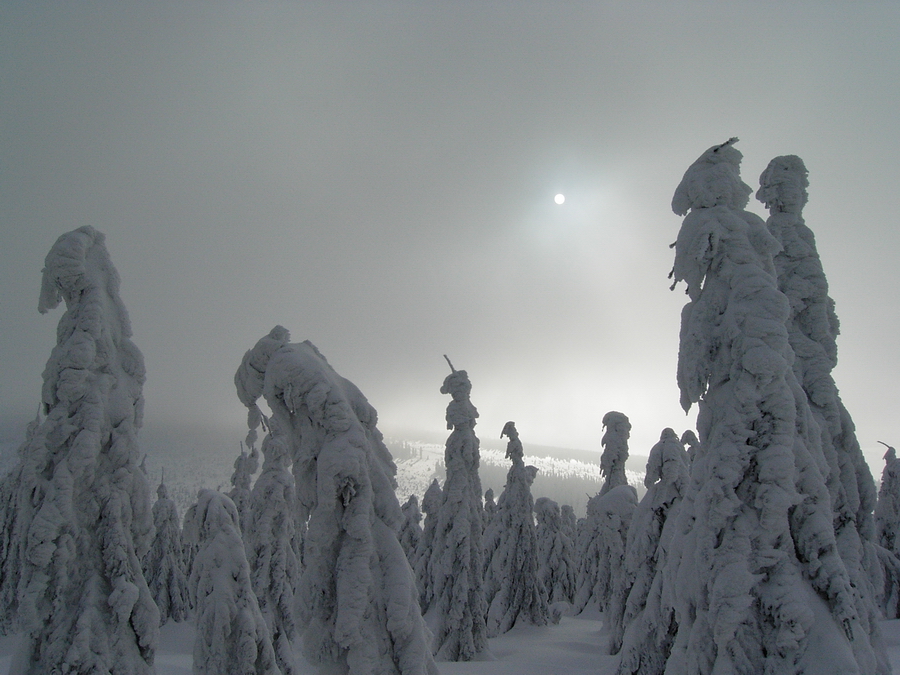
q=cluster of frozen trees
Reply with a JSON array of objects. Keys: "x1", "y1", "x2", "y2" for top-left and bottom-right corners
[{"x1": 3, "y1": 138, "x2": 900, "y2": 674}]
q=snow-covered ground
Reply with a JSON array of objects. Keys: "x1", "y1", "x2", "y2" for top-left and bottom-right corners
[{"x1": 3, "y1": 610, "x2": 899, "y2": 674}]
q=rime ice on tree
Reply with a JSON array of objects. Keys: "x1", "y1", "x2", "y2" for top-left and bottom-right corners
[
  {"x1": 600, "y1": 411, "x2": 631, "y2": 495},
  {"x1": 414, "y1": 478, "x2": 443, "y2": 613},
  {"x1": 875, "y1": 444, "x2": 900, "y2": 617},
  {"x1": 186, "y1": 489, "x2": 281, "y2": 675},
  {"x1": 229, "y1": 441, "x2": 259, "y2": 533},
  {"x1": 143, "y1": 476, "x2": 190, "y2": 626},
  {"x1": 758, "y1": 155, "x2": 888, "y2": 670},
  {"x1": 534, "y1": 497, "x2": 577, "y2": 606},
  {"x1": 12, "y1": 226, "x2": 158, "y2": 674},
  {"x1": 660, "y1": 139, "x2": 880, "y2": 674},
  {"x1": 399, "y1": 495, "x2": 423, "y2": 566},
  {"x1": 483, "y1": 422, "x2": 550, "y2": 637},
  {"x1": 235, "y1": 328, "x2": 437, "y2": 675},
  {"x1": 427, "y1": 358, "x2": 488, "y2": 661}
]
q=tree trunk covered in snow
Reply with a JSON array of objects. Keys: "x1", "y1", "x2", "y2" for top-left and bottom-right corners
[
  {"x1": 427, "y1": 363, "x2": 488, "y2": 660},
  {"x1": 11, "y1": 226, "x2": 158, "y2": 675},
  {"x1": 235, "y1": 328, "x2": 437, "y2": 675},
  {"x1": 657, "y1": 140, "x2": 881, "y2": 674},
  {"x1": 483, "y1": 422, "x2": 550, "y2": 637}
]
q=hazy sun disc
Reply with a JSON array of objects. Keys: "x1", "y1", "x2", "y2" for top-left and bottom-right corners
[{"x1": 554, "y1": 193, "x2": 565, "y2": 205}]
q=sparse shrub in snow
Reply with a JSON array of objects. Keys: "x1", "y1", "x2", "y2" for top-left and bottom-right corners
[
  {"x1": 614, "y1": 429, "x2": 688, "y2": 665},
  {"x1": 414, "y1": 478, "x2": 442, "y2": 613},
  {"x1": 399, "y1": 495, "x2": 423, "y2": 567},
  {"x1": 228, "y1": 441, "x2": 259, "y2": 534},
  {"x1": 600, "y1": 412, "x2": 631, "y2": 496},
  {"x1": 659, "y1": 139, "x2": 881, "y2": 674},
  {"x1": 143, "y1": 477, "x2": 190, "y2": 625},
  {"x1": 243, "y1": 420, "x2": 302, "y2": 675},
  {"x1": 572, "y1": 484, "x2": 637, "y2": 620},
  {"x1": 535, "y1": 497, "x2": 577, "y2": 605},
  {"x1": 758, "y1": 154, "x2": 888, "y2": 669},
  {"x1": 427, "y1": 360, "x2": 488, "y2": 660},
  {"x1": 483, "y1": 422, "x2": 550, "y2": 637},
  {"x1": 186, "y1": 489, "x2": 281, "y2": 675},
  {"x1": 12, "y1": 226, "x2": 158, "y2": 674},
  {"x1": 235, "y1": 327, "x2": 437, "y2": 675}
]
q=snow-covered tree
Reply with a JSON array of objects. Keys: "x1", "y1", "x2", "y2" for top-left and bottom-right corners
[
  {"x1": 483, "y1": 488, "x2": 498, "y2": 533},
  {"x1": 143, "y1": 476, "x2": 190, "y2": 625},
  {"x1": 875, "y1": 444, "x2": 900, "y2": 617},
  {"x1": 427, "y1": 359, "x2": 488, "y2": 660},
  {"x1": 483, "y1": 422, "x2": 550, "y2": 637},
  {"x1": 186, "y1": 489, "x2": 281, "y2": 675},
  {"x1": 399, "y1": 495, "x2": 423, "y2": 566},
  {"x1": 560, "y1": 504, "x2": 577, "y2": 545},
  {"x1": 228, "y1": 441, "x2": 259, "y2": 534},
  {"x1": 235, "y1": 327, "x2": 437, "y2": 675},
  {"x1": 614, "y1": 429, "x2": 688, "y2": 666},
  {"x1": 679, "y1": 429, "x2": 700, "y2": 466},
  {"x1": 659, "y1": 139, "x2": 882, "y2": 674},
  {"x1": 414, "y1": 479, "x2": 442, "y2": 613},
  {"x1": 758, "y1": 154, "x2": 887, "y2": 667},
  {"x1": 572, "y1": 485, "x2": 637, "y2": 630},
  {"x1": 243, "y1": 419, "x2": 302, "y2": 675},
  {"x1": 600, "y1": 411, "x2": 631, "y2": 495},
  {"x1": 534, "y1": 497, "x2": 577, "y2": 605},
  {"x1": 12, "y1": 226, "x2": 158, "y2": 674}
]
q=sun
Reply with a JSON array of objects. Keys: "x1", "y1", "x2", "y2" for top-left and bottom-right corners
[{"x1": 554, "y1": 193, "x2": 565, "y2": 205}]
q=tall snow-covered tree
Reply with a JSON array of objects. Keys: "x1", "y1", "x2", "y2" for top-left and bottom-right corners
[
  {"x1": 399, "y1": 495, "x2": 423, "y2": 566},
  {"x1": 228, "y1": 441, "x2": 259, "y2": 534},
  {"x1": 427, "y1": 359, "x2": 488, "y2": 660},
  {"x1": 534, "y1": 497, "x2": 577, "y2": 605},
  {"x1": 572, "y1": 485, "x2": 637, "y2": 629},
  {"x1": 600, "y1": 411, "x2": 631, "y2": 495},
  {"x1": 875, "y1": 444, "x2": 900, "y2": 617},
  {"x1": 483, "y1": 422, "x2": 550, "y2": 637},
  {"x1": 235, "y1": 327, "x2": 437, "y2": 675},
  {"x1": 614, "y1": 428, "x2": 688, "y2": 666},
  {"x1": 143, "y1": 476, "x2": 190, "y2": 625},
  {"x1": 483, "y1": 488, "x2": 498, "y2": 533},
  {"x1": 12, "y1": 226, "x2": 158, "y2": 674},
  {"x1": 758, "y1": 154, "x2": 887, "y2": 667},
  {"x1": 186, "y1": 489, "x2": 281, "y2": 675},
  {"x1": 660, "y1": 139, "x2": 882, "y2": 674},
  {"x1": 414, "y1": 479, "x2": 442, "y2": 613},
  {"x1": 243, "y1": 420, "x2": 302, "y2": 675}
]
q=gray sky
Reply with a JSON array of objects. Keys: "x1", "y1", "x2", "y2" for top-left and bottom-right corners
[{"x1": 1, "y1": 2, "x2": 898, "y2": 473}]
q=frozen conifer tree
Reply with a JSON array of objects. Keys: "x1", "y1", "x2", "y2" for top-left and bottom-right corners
[
  {"x1": 235, "y1": 327, "x2": 437, "y2": 675},
  {"x1": 427, "y1": 358, "x2": 488, "y2": 660},
  {"x1": 414, "y1": 478, "x2": 442, "y2": 613},
  {"x1": 11, "y1": 226, "x2": 157, "y2": 674},
  {"x1": 658, "y1": 139, "x2": 882, "y2": 674},
  {"x1": 243, "y1": 419, "x2": 301, "y2": 675},
  {"x1": 572, "y1": 485, "x2": 636, "y2": 632},
  {"x1": 399, "y1": 495, "x2": 423, "y2": 566},
  {"x1": 614, "y1": 429, "x2": 688, "y2": 665},
  {"x1": 483, "y1": 422, "x2": 550, "y2": 637},
  {"x1": 600, "y1": 411, "x2": 631, "y2": 495},
  {"x1": 680, "y1": 429, "x2": 700, "y2": 466},
  {"x1": 534, "y1": 497, "x2": 577, "y2": 605},
  {"x1": 186, "y1": 489, "x2": 281, "y2": 675},
  {"x1": 758, "y1": 154, "x2": 887, "y2": 667},
  {"x1": 875, "y1": 444, "x2": 900, "y2": 617},
  {"x1": 561, "y1": 504, "x2": 577, "y2": 545},
  {"x1": 483, "y1": 488, "x2": 498, "y2": 533},
  {"x1": 143, "y1": 476, "x2": 190, "y2": 625},
  {"x1": 228, "y1": 441, "x2": 259, "y2": 533}
]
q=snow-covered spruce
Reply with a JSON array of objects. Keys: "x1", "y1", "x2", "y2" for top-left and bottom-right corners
[
  {"x1": 758, "y1": 154, "x2": 888, "y2": 669},
  {"x1": 427, "y1": 359, "x2": 488, "y2": 660},
  {"x1": 483, "y1": 422, "x2": 551, "y2": 637},
  {"x1": 534, "y1": 497, "x2": 577, "y2": 606},
  {"x1": 660, "y1": 139, "x2": 880, "y2": 674},
  {"x1": 186, "y1": 489, "x2": 281, "y2": 675},
  {"x1": 600, "y1": 411, "x2": 631, "y2": 496},
  {"x1": 235, "y1": 328, "x2": 437, "y2": 675},
  {"x1": 399, "y1": 495, "x2": 423, "y2": 568},
  {"x1": 243, "y1": 419, "x2": 302, "y2": 675},
  {"x1": 483, "y1": 488, "x2": 498, "y2": 533},
  {"x1": 875, "y1": 444, "x2": 900, "y2": 618},
  {"x1": 414, "y1": 478, "x2": 442, "y2": 613},
  {"x1": 228, "y1": 441, "x2": 259, "y2": 534},
  {"x1": 614, "y1": 429, "x2": 688, "y2": 667},
  {"x1": 11, "y1": 226, "x2": 158, "y2": 674},
  {"x1": 142, "y1": 476, "x2": 190, "y2": 625}
]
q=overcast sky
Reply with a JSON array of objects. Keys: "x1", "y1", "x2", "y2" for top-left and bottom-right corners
[{"x1": 1, "y1": 2, "x2": 898, "y2": 472}]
